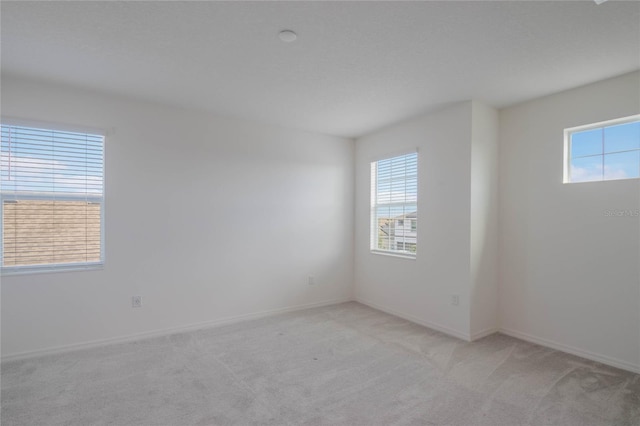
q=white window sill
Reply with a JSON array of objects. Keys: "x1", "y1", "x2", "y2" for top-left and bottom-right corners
[
  {"x1": 1, "y1": 263, "x2": 104, "y2": 277},
  {"x1": 370, "y1": 250, "x2": 416, "y2": 260}
]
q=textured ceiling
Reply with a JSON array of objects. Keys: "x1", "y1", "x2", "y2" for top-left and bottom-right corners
[{"x1": 1, "y1": 1, "x2": 639, "y2": 138}]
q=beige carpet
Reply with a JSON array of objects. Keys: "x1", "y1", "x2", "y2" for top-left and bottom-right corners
[{"x1": 2, "y1": 302, "x2": 639, "y2": 425}]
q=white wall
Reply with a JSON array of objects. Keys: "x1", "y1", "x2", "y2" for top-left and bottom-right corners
[
  {"x1": 499, "y1": 71, "x2": 640, "y2": 372},
  {"x1": 3, "y1": 71, "x2": 638, "y2": 374},
  {"x1": 470, "y1": 101, "x2": 499, "y2": 339},
  {"x1": 354, "y1": 102, "x2": 474, "y2": 339},
  {"x1": 0, "y1": 76, "x2": 355, "y2": 358}
]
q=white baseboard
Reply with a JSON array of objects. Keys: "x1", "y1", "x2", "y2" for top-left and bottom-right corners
[
  {"x1": 470, "y1": 326, "x2": 499, "y2": 341},
  {"x1": 354, "y1": 299, "x2": 639, "y2": 374},
  {"x1": 5, "y1": 298, "x2": 638, "y2": 375},
  {"x1": 355, "y1": 297, "x2": 472, "y2": 341},
  {"x1": 1, "y1": 297, "x2": 353, "y2": 363},
  {"x1": 499, "y1": 327, "x2": 640, "y2": 374}
]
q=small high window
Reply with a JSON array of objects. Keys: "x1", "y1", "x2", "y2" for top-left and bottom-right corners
[{"x1": 565, "y1": 115, "x2": 640, "y2": 183}]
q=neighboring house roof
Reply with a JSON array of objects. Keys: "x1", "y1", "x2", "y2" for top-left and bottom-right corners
[{"x1": 394, "y1": 211, "x2": 417, "y2": 220}]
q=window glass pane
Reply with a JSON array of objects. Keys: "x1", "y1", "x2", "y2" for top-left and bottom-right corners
[
  {"x1": 570, "y1": 155, "x2": 602, "y2": 182},
  {"x1": 571, "y1": 128, "x2": 602, "y2": 158},
  {"x1": 1, "y1": 124, "x2": 104, "y2": 272},
  {"x1": 604, "y1": 151, "x2": 640, "y2": 181},
  {"x1": 375, "y1": 206, "x2": 392, "y2": 251},
  {"x1": 371, "y1": 152, "x2": 417, "y2": 256},
  {"x1": 604, "y1": 121, "x2": 640, "y2": 154},
  {"x1": 405, "y1": 177, "x2": 417, "y2": 202},
  {"x1": 2, "y1": 200, "x2": 101, "y2": 267}
]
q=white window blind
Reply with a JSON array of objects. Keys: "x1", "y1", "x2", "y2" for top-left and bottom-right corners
[
  {"x1": 370, "y1": 152, "x2": 417, "y2": 257},
  {"x1": 1, "y1": 124, "x2": 105, "y2": 273}
]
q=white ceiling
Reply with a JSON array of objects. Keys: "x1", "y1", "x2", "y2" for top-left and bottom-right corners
[{"x1": 1, "y1": 1, "x2": 639, "y2": 138}]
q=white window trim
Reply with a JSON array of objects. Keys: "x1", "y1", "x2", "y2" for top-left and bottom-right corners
[
  {"x1": 370, "y1": 249, "x2": 417, "y2": 260},
  {"x1": 370, "y1": 149, "x2": 418, "y2": 259},
  {"x1": 563, "y1": 114, "x2": 640, "y2": 184},
  {"x1": 1, "y1": 116, "x2": 108, "y2": 139},
  {"x1": 1, "y1": 120, "x2": 106, "y2": 275}
]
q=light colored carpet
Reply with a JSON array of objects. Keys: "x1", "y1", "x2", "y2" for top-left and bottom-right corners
[{"x1": 1, "y1": 302, "x2": 639, "y2": 426}]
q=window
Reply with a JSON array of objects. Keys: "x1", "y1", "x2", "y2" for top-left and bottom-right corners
[
  {"x1": 565, "y1": 115, "x2": 640, "y2": 183},
  {"x1": 1, "y1": 123, "x2": 105, "y2": 274},
  {"x1": 370, "y1": 151, "x2": 417, "y2": 257}
]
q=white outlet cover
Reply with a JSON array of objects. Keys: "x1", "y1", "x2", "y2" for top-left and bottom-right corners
[{"x1": 132, "y1": 296, "x2": 142, "y2": 308}]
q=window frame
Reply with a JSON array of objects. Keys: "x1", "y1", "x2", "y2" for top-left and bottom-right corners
[
  {"x1": 564, "y1": 114, "x2": 640, "y2": 184},
  {"x1": 0, "y1": 120, "x2": 106, "y2": 275},
  {"x1": 370, "y1": 150, "x2": 418, "y2": 260}
]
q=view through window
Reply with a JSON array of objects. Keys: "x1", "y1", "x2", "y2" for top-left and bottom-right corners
[
  {"x1": 1, "y1": 124, "x2": 104, "y2": 273},
  {"x1": 566, "y1": 116, "x2": 640, "y2": 183},
  {"x1": 370, "y1": 151, "x2": 417, "y2": 257}
]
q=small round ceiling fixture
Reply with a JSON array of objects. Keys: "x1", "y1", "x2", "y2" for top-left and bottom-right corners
[{"x1": 279, "y1": 30, "x2": 297, "y2": 43}]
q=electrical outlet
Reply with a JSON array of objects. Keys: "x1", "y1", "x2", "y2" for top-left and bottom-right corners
[
  {"x1": 132, "y1": 296, "x2": 142, "y2": 308},
  {"x1": 451, "y1": 295, "x2": 459, "y2": 306},
  {"x1": 308, "y1": 276, "x2": 315, "y2": 285}
]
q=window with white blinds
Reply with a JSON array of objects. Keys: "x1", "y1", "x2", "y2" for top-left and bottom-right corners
[
  {"x1": 1, "y1": 124, "x2": 105, "y2": 273},
  {"x1": 370, "y1": 151, "x2": 417, "y2": 257}
]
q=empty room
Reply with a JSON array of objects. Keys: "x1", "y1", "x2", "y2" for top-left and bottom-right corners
[{"x1": 1, "y1": 1, "x2": 639, "y2": 425}]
